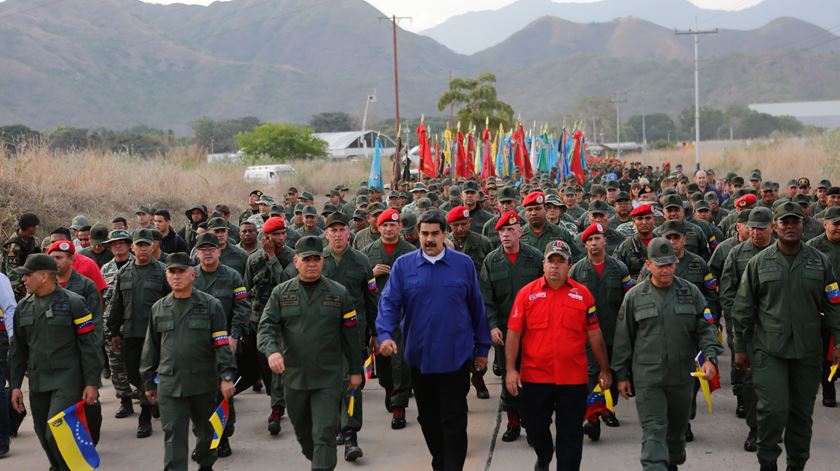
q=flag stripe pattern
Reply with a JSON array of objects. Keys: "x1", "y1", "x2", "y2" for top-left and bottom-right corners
[
  {"x1": 74, "y1": 313, "x2": 95, "y2": 335},
  {"x1": 48, "y1": 400, "x2": 100, "y2": 470},
  {"x1": 209, "y1": 399, "x2": 229, "y2": 449},
  {"x1": 212, "y1": 330, "x2": 229, "y2": 347},
  {"x1": 826, "y1": 282, "x2": 840, "y2": 304},
  {"x1": 233, "y1": 286, "x2": 248, "y2": 300},
  {"x1": 342, "y1": 310, "x2": 358, "y2": 328},
  {"x1": 367, "y1": 278, "x2": 377, "y2": 292}
]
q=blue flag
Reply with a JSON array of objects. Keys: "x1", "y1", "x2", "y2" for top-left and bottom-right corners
[{"x1": 368, "y1": 136, "x2": 383, "y2": 191}]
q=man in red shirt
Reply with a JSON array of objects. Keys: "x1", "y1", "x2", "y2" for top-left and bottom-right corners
[{"x1": 505, "y1": 240, "x2": 612, "y2": 471}]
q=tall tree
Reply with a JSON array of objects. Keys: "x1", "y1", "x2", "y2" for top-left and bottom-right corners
[
  {"x1": 235, "y1": 123, "x2": 328, "y2": 163},
  {"x1": 309, "y1": 112, "x2": 359, "y2": 132},
  {"x1": 437, "y1": 73, "x2": 514, "y2": 130},
  {"x1": 192, "y1": 116, "x2": 261, "y2": 153}
]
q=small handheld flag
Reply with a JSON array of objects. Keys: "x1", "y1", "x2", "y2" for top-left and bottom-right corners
[
  {"x1": 829, "y1": 364, "x2": 838, "y2": 382},
  {"x1": 594, "y1": 384, "x2": 614, "y2": 413},
  {"x1": 363, "y1": 354, "x2": 374, "y2": 380},
  {"x1": 691, "y1": 351, "x2": 719, "y2": 414},
  {"x1": 347, "y1": 389, "x2": 358, "y2": 417},
  {"x1": 209, "y1": 399, "x2": 229, "y2": 449},
  {"x1": 584, "y1": 390, "x2": 608, "y2": 422},
  {"x1": 48, "y1": 400, "x2": 100, "y2": 470}
]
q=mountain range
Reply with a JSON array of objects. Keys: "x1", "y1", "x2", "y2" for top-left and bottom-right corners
[
  {"x1": 422, "y1": 0, "x2": 840, "y2": 55},
  {"x1": 0, "y1": 0, "x2": 838, "y2": 134}
]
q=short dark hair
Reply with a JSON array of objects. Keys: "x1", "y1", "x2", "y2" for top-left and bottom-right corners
[
  {"x1": 154, "y1": 210, "x2": 171, "y2": 221},
  {"x1": 18, "y1": 213, "x2": 40, "y2": 229},
  {"x1": 240, "y1": 221, "x2": 256, "y2": 229},
  {"x1": 417, "y1": 209, "x2": 447, "y2": 232},
  {"x1": 112, "y1": 216, "x2": 127, "y2": 225},
  {"x1": 51, "y1": 227, "x2": 72, "y2": 240},
  {"x1": 78, "y1": 225, "x2": 92, "y2": 232}
]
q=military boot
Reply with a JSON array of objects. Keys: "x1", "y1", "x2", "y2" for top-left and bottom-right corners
[
  {"x1": 472, "y1": 376, "x2": 490, "y2": 399},
  {"x1": 343, "y1": 431, "x2": 363, "y2": 462},
  {"x1": 744, "y1": 428, "x2": 757, "y2": 452},
  {"x1": 267, "y1": 405, "x2": 282, "y2": 435},
  {"x1": 502, "y1": 411, "x2": 521, "y2": 442},
  {"x1": 391, "y1": 407, "x2": 406, "y2": 430},
  {"x1": 684, "y1": 423, "x2": 694, "y2": 442},
  {"x1": 583, "y1": 416, "x2": 601, "y2": 442},
  {"x1": 136, "y1": 406, "x2": 152, "y2": 438},
  {"x1": 217, "y1": 437, "x2": 232, "y2": 458},
  {"x1": 115, "y1": 397, "x2": 134, "y2": 419}
]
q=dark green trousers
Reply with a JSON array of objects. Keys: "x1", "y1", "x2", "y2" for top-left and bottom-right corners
[
  {"x1": 495, "y1": 330, "x2": 520, "y2": 412},
  {"x1": 634, "y1": 381, "x2": 694, "y2": 470},
  {"x1": 30, "y1": 388, "x2": 83, "y2": 471},
  {"x1": 586, "y1": 344, "x2": 618, "y2": 411},
  {"x1": 286, "y1": 386, "x2": 341, "y2": 471},
  {"x1": 340, "y1": 349, "x2": 366, "y2": 432},
  {"x1": 158, "y1": 391, "x2": 217, "y2": 471},
  {"x1": 752, "y1": 351, "x2": 820, "y2": 469}
]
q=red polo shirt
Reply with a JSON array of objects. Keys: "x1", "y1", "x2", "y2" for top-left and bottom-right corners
[{"x1": 508, "y1": 277, "x2": 599, "y2": 385}]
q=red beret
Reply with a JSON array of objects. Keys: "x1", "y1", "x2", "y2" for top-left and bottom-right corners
[
  {"x1": 522, "y1": 191, "x2": 546, "y2": 207},
  {"x1": 580, "y1": 223, "x2": 606, "y2": 242},
  {"x1": 630, "y1": 205, "x2": 653, "y2": 218},
  {"x1": 377, "y1": 208, "x2": 401, "y2": 226},
  {"x1": 262, "y1": 216, "x2": 286, "y2": 234},
  {"x1": 446, "y1": 206, "x2": 470, "y2": 223},
  {"x1": 47, "y1": 240, "x2": 75, "y2": 254},
  {"x1": 495, "y1": 210, "x2": 521, "y2": 231},
  {"x1": 736, "y1": 194, "x2": 757, "y2": 208}
]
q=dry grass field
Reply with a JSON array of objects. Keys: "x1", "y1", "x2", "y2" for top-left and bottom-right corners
[{"x1": 2, "y1": 133, "x2": 838, "y2": 241}]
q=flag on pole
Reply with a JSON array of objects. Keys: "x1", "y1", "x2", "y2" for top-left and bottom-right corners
[
  {"x1": 455, "y1": 129, "x2": 469, "y2": 178},
  {"x1": 513, "y1": 124, "x2": 533, "y2": 179},
  {"x1": 584, "y1": 389, "x2": 608, "y2": 422},
  {"x1": 367, "y1": 135, "x2": 383, "y2": 191},
  {"x1": 481, "y1": 127, "x2": 494, "y2": 178},
  {"x1": 47, "y1": 400, "x2": 100, "y2": 470},
  {"x1": 209, "y1": 398, "x2": 230, "y2": 449},
  {"x1": 417, "y1": 121, "x2": 436, "y2": 178},
  {"x1": 364, "y1": 353, "x2": 375, "y2": 380},
  {"x1": 691, "y1": 351, "x2": 720, "y2": 414}
]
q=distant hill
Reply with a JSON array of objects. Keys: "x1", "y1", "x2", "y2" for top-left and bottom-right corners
[
  {"x1": 0, "y1": 0, "x2": 838, "y2": 133},
  {"x1": 422, "y1": 0, "x2": 840, "y2": 55}
]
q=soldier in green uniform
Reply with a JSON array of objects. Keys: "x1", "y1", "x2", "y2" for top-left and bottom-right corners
[
  {"x1": 612, "y1": 238, "x2": 720, "y2": 471},
  {"x1": 613, "y1": 205, "x2": 656, "y2": 280},
  {"x1": 479, "y1": 210, "x2": 543, "y2": 442},
  {"x1": 579, "y1": 200, "x2": 625, "y2": 255},
  {"x1": 2, "y1": 213, "x2": 41, "y2": 301},
  {"x1": 244, "y1": 216, "x2": 295, "y2": 435},
  {"x1": 193, "y1": 232, "x2": 251, "y2": 457},
  {"x1": 806, "y1": 206, "x2": 840, "y2": 408},
  {"x1": 792, "y1": 194, "x2": 824, "y2": 241},
  {"x1": 107, "y1": 228, "x2": 171, "y2": 438},
  {"x1": 655, "y1": 194, "x2": 710, "y2": 260},
  {"x1": 9, "y1": 254, "x2": 102, "y2": 470},
  {"x1": 258, "y1": 236, "x2": 363, "y2": 471},
  {"x1": 570, "y1": 223, "x2": 633, "y2": 440},
  {"x1": 520, "y1": 192, "x2": 583, "y2": 262},
  {"x1": 482, "y1": 186, "x2": 519, "y2": 247},
  {"x1": 732, "y1": 201, "x2": 840, "y2": 471},
  {"x1": 239, "y1": 190, "x2": 263, "y2": 225},
  {"x1": 563, "y1": 187, "x2": 586, "y2": 222},
  {"x1": 179, "y1": 204, "x2": 208, "y2": 252},
  {"x1": 461, "y1": 181, "x2": 493, "y2": 233},
  {"x1": 0, "y1": 290, "x2": 7, "y2": 457},
  {"x1": 719, "y1": 207, "x2": 774, "y2": 452},
  {"x1": 140, "y1": 252, "x2": 237, "y2": 471},
  {"x1": 708, "y1": 209, "x2": 750, "y2": 284},
  {"x1": 362, "y1": 209, "x2": 417, "y2": 428},
  {"x1": 608, "y1": 191, "x2": 633, "y2": 230},
  {"x1": 78, "y1": 224, "x2": 113, "y2": 268},
  {"x1": 353, "y1": 203, "x2": 384, "y2": 251},
  {"x1": 206, "y1": 217, "x2": 249, "y2": 277},
  {"x1": 300, "y1": 206, "x2": 324, "y2": 237}
]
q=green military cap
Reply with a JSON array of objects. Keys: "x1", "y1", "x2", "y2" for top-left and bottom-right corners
[
  {"x1": 747, "y1": 207, "x2": 773, "y2": 228},
  {"x1": 302, "y1": 206, "x2": 318, "y2": 216},
  {"x1": 732, "y1": 176, "x2": 745, "y2": 186},
  {"x1": 401, "y1": 212, "x2": 417, "y2": 234},
  {"x1": 704, "y1": 192, "x2": 718, "y2": 203},
  {"x1": 70, "y1": 215, "x2": 90, "y2": 230},
  {"x1": 562, "y1": 186, "x2": 576, "y2": 196},
  {"x1": 295, "y1": 236, "x2": 323, "y2": 258},
  {"x1": 442, "y1": 178, "x2": 452, "y2": 186},
  {"x1": 661, "y1": 220, "x2": 686, "y2": 237},
  {"x1": 449, "y1": 185, "x2": 462, "y2": 198},
  {"x1": 686, "y1": 183, "x2": 700, "y2": 193},
  {"x1": 647, "y1": 237, "x2": 679, "y2": 265},
  {"x1": 151, "y1": 229, "x2": 164, "y2": 242},
  {"x1": 662, "y1": 194, "x2": 684, "y2": 209},
  {"x1": 409, "y1": 183, "x2": 428, "y2": 193},
  {"x1": 824, "y1": 206, "x2": 840, "y2": 223},
  {"x1": 462, "y1": 181, "x2": 479, "y2": 193},
  {"x1": 195, "y1": 232, "x2": 220, "y2": 248},
  {"x1": 269, "y1": 204, "x2": 284, "y2": 217},
  {"x1": 133, "y1": 228, "x2": 155, "y2": 244},
  {"x1": 497, "y1": 186, "x2": 517, "y2": 202},
  {"x1": 352, "y1": 209, "x2": 367, "y2": 221},
  {"x1": 427, "y1": 192, "x2": 441, "y2": 204},
  {"x1": 725, "y1": 172, "x2": 738, "y2": 183},
  {"x1": 736, "y1": 209, "x2": 752, "y2": 224},
  {"x1": 792, "y1": 194, "x2": 812, "y2": 205},
  {"x1": 589, "y1": 200, "x2": 611, "y2": 215},
  {"x1": 545, "y1": 194, "x2": 565, "y2": 208},
  {"x1": 14, "y1": 253, "x2": 58, "y2": 274},
  {"x1": 818, "y1": 179, "x2": 832, "y2": 190},
  {"x1": 760, "y1": 181, "x2": 774, "y2": 191},
  {"x1": 615, "y1": 191, "x2": 631, "y2": 202},
  {"x1": 136, "y1": 206, "x2": 152, "y2": 215},
  {"x1": 258, "y1": 195, "x2": 274, "y2": 206},
  {"x1": 298, "y1": 192, "x2": 314, "y2": 201},
  {"x1": 326, "y1": 212, "x2": 349, "y2": 227},
  {"x1": 662, "y1": 187, "x2": 678, "y2": 196},
  {"x1": 787, "y1": 179, "x2": 799, "y2": 188},
  {"x1": 207, "y1": 217, "x2": 227, "y2": 230},
  {"x1": 326, "y1": 189, "x2": 340, "y2": 198},
  {"x1": 689, "y1": 191, "x2": 704, "y2": 203},
  {"x1": 749, "y1": 171, "x2": 762, "y2": 181},
  {"x1": 429, "y1": 178, "x2": 441, "y2": 185},
  {"x1": 340, "y1": 184, "x2": 350, "y2": 191},
  {"x1": 321, "y1": 203, "x2": 338, "y2": 215},
  {"x1": 731, "y1": 188, "x2": 748, "y2": 200},
  {"x1": 356, "y1": 187, "x2": 370, "y2": 196},
  {"x1": 590, "y1": 184, "x2": 606, "y2": 196},
  {"x1": 360, "y1": 181, "x2": 369, "y2": 187},
  {"x1": 605, "y1": 180, "x2": 619, "y2": 190},
  {"x1": 428, "y1": 184, "x2": 440, "y2": 192},
  {"x1": 186, "y1": 203, "x2": 208, "y2": 217},
  {"x1": 294, "y1": 203, "x2": 305, "y2": 213},
  {"x1": 356, "y1": 195, "x2": 370, "y2": 206},
  {"x1": 287, "y1": 187, "x2": 299, "y2": 195},
  {"x1": 774, "y1": 201, "x2": 804, "y2": 220},
  {"x1": 417, "y1": 198, "x2": 432, "y2": 210},
  {"x1": 214, "y1": 204, "x2": 231, "y2": 214},
  {"x1": 369, "y1": 186, "x2": 383, "y2": 194},
  {"x1": 90, "y1": 223, "x2": 110, "y2": 245},
  {"x1": 104, "y1": 229, "x2": 132, "y2": 245},
  {"x1": 367, "y1": 202, "x2": 385, "y2": 214},
  {"x1": 694, "y1": 200, "x2": 710, "y2": 212},
  {"x1": 165, "y1": 252, "x2": 194, "y2": 270},
  {"x1": 388, "y1": 192, "x2": 400, "y2": 200}
]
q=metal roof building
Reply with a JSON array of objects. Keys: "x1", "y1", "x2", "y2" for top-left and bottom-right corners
[
  {"x1": 749, "y1": 100, "x2": 840, "y2": 128},
  {"x1": 313, "y1": 131, "x2": 397, "y2": 159}
]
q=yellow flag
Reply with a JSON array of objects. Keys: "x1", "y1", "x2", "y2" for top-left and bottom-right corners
[
  {"x1": 829, "y1": 364, "x2": 838, "y2": 382},
  {"x1": 594, "y1": 384, "x2": 614, "y2": 413},
  {"x1": 691, "y1": 370, "x2": 713, "y2": 414},
  {"x1": 347, "y1": 394, "x2": 355, "y2": 417}
]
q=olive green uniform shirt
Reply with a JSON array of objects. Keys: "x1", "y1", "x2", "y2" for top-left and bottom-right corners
[
  {"x1": 448, "y1": 231, "x2": 493, "y2": 275},
  {"x1": 362, "y1": 238, "x2": 416, "y2": 290},
  {"x1": 107, "y1": 259, "x2": 170, "y2": 339},
  {"x1": 194, "y1": 264, "x2": 251, "y2": 339},
  {"x1": 479, "y1": 244, "x2": 544, "y2": 331},
  {"x1": 2, "y1": 233, "x2": 40, "y2": 300},
  {"x1": 639, "y1": 250, "x2": 721, "y2": 319},
  {"x1": 613, "y1": 234, "x2": 649, "y2": 281},
  {"x1": 352, "y1": 227, "x2": 381, "y2": 252},
  {"x1": 521, "y1": 222, "x2": 583, "y2": 262},
  {"x1": 78, "y1": 247, "x2": 114, "y2": 268},
  {"x1": 570, "y1": 256, "x2": 632, "y2": 346}
]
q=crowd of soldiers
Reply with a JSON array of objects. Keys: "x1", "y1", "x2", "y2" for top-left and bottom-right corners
[{"x1": 1, "y1": 158, "x2": 839, "y2": 471}]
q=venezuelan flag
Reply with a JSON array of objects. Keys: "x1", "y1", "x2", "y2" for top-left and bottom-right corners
[
  {"x1": 703, "y1": 273, "x2": 718, "y2": 291},
  {"x1": 363, "y1": 354, "x2": 374, "y2": 380},
  {"x1": 233, "y1": 286, "x2": 248, "y2": 301},
  {"x1": 48, "y1": 400, "x2": 100, "y2": 470},
  {"x1": 74, "y1": 313, "x2": 95, "y2": 335},
  {"x1": 209, "y1": 398, "x2": 229, "y2": 449},
  {"x1": 703, "y1": 307, "x2": 715, "y2": 324},
  {"x1": 826, "y1": 282, "x2": 840, "y2": 304},
  {"x1": 367, "y1": 277, "x2": 377, "y2": 292},
  {"x1": 212, "y1": 331, "x2": 229, "y2": 347},
  {"x1": 342, "y1": 310, "x2": 358, "y2": 328},
  {"x1": 584, "y1": 390, "x2": 607, "y2": 421},
  {"x1": 708, "y1": 235, "x2": 718, "y2": 251},
  {"x1": 622, "y1": 275, "x2": 634, "y2": 292},
  {"x1": 586, "y1": 306, "x2": 598, "y2": 326},
  {"x1": 0, "y1": 308, "x2": 5, "y2": 332}
]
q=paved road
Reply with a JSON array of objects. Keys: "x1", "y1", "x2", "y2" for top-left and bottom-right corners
[{"x1": 7, "y1": 349, "x2": 839, "y2": 470}]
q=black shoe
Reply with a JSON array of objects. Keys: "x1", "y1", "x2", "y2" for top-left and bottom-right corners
[
  {"x1": 603, "y1": 411, "x2": 620, "y2": 427},
  {"x1": 526, "y1": 433, "x2": 534, "y2": 447},
  {"x1": 217, "y1": 437, "x2": 232, "y2": 457},
  {"x1": 534, "y1": 461, "x2": 549, "y2": 471},
  {"x1": 198, "y1": 467, "x2": 213, "y2": 471},
  {"x1": 492, "y1": 362, "x2": 501, "y2": 376},
  {"x1": 472, "y1": 377, "x2": 490, "y2": 399},
  {"x1": 336, "y1": 431, "x2": 347, "y2": 446},
  {"x1": 343, "y1": 431, "x2": 363, "y2": 462},
  {"x1": 136, "y1": 420, "x2": 152, "y2": 438},
  {"x1": 759, "y1": 464, "x2": 777, "y2": 471},
  {"x1": 736, "y1": 396, "x2": 746, "y2": 418},
  {"x1": 744, "y1": 429, "x2": 757, "y2": 452},
  {"x1": 684, "y1": 424, "x2": 694, "y2": 442},
  {"x1": 391, "y1": 407, "x2": 406, "y2": 430},
  {"x1": 191, "y1": 450, "x2": 198, "y2": 462},
  {"x1": 583, "y1": 419, "x2": 601, "y2": 442},
  {"x1": 384, "y1": 390, "x2": 394, "y2": 413},
  {"x1": 115, "y1": 397, "x2": 134, "y2": 419},
  {"x1": 784, "y1": 466, "x2": 804, "y2": 471},
  {"x1": 151, "y1": 405, "x2": 160, "y2": 419},
  {"x1": 268, "y1": 406, "x2": 282, "y2": 436},
  {"x1": 502, "y1": 425, "x2": 521, "y2": 442},
  {"x1": 823, "y1": 398, "x2": 837, "y2": 408},
  {"x1": 666, "y1": 465, "x2": 678, "y2": 471},
  {"x1": 0, "y1": 442, "x2": 9, "y2": 457}
]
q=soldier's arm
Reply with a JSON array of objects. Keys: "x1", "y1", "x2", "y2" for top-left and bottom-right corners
[
  {"x1": 340, "y1": 292, "x2": 363, "y2": 375},
  {"x1": 73, "y1": 299, "x2": 103, "y2": 388},
  {"x1": 819, "y1": 257, "x2": 840, "y2": 344},
  {"x1": 244, "y1": 256, "x2": 255, "y2": 289},
  {"x1": 230, "y1": 272, "x2": 251, "y2": 339},
  {"x1": 8, "y1": 309, "x2": 29, "y2": 389},
  {"x1": 697, "y1": 231, "x2": 711, "y2": 261},
  {"x1": 691, "y1": 284, "x2": 722, "y2": 358},
  {"x1": 257, "y1": 287, "x2": 285, "y2": 357},
  {"x1": 140, "y1": 306, "x2": 161, "y2": 391},
  {"x1": 209, "y1": 298, "x2": 237, "y2": 380},
  {"x1": 731, "y1": 258, "x2": 759, "y2": 353},
  {"x1": 266, "y1": 256, "x2": 286, "y2": 282},
  {"x1": 106, "y1": 274, "x2": 125, "y2": 338},
  {"x1": 362, "y1": 259, "x2": 379, "y2": 339},
  {"x1": 700, "y1": 262, "x2": 721, "y2": 321},
  {"x1": 478, "y1": 259, "x2": 500, "y2": 330},
  {"x1": 610, "y1": 297, "x2": 636, "y2": 381},
  {"x1": 718, "y1": 252, "x2": 738, "y2": 316}
]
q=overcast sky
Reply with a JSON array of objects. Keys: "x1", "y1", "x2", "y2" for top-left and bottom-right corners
[{"x1": 139, "y1": 0, "x2": 764, "y2": 31}]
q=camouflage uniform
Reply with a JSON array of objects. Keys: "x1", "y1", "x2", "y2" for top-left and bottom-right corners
[
  {"x1": 2, "y1": 233, "x2": 41, "y2": 300},
  {"x1": 102, "y1": 255, "x2": 135, "y2": 400}
]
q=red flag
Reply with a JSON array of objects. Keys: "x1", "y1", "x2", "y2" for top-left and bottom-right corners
[
  {"x1": 467, "y1": 132, "x2": 476, "y2": 178},
  {"x1": 417, "y1": 122, "x2": 436, "y2": 178},
  {"x1": 456, "y1": 130, "x2": 469, "y2": 178},
  {"x1": 569, "y1": 130, "x2": 586, "y2": 186},
  {"x1": 513, "y1": 124, "x2": 533, "y2": 180},
  {"x1": 481, "y1": 128, "x2": 494, "y2": 179}
]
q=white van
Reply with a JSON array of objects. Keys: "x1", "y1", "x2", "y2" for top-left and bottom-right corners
[{"x1": 244, "y1": 164, "x2": 296, "y2": 183}]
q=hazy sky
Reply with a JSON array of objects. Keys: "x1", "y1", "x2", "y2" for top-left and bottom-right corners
[{"x1": 140, "y1": 0, "x2": 765, "y2": 31}]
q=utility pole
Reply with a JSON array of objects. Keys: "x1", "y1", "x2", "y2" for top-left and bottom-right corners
[
  {"x1": 361, "y1": 89, "x2": 376, "y2": 157},
  {"x1": 379, "y1": 14, "x2": 411, "y2": 184},
  {"x1": 675, "y1": 17, "x2": 718, "y2": 171},
  {"x1": 610, "y1": 92, "x2": 627, "y2": 159}
]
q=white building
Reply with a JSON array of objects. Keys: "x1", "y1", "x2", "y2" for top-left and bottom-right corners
[
  {"x1": 749, "y1": 100, "x2": 840, "y2": 128},
  {"x1": 313, "y1": 131, "x2": 397, "y2": 160}
]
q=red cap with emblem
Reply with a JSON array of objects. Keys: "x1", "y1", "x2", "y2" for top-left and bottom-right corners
[
  {"x1": 377, "y1": 208, "x2": 401, "y2": 226},
  {"x1": 262, "y1": 216, "x2": 286, "y2": 234},
  {"x1": 630, "y1": 205, "x2": 653, "y2": 218},
  {"x1": 580, "y1": 223, "x2": 606, "y2": 242},
  {"x1": 522, "y1": 191, "x2": 546, "y2": 207},
  {"x1": 446, "y1": 206, "x2": 470, "y2": 223},
  {"x1": 47, "y1": 240, "x2": 75, "y2": 254},
  {"x1": 495, "y1": 210, "x2": 521, "y2": 231},
  {"x1": 736, "y1": 194, "x2": 757, "y2": 208}
]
